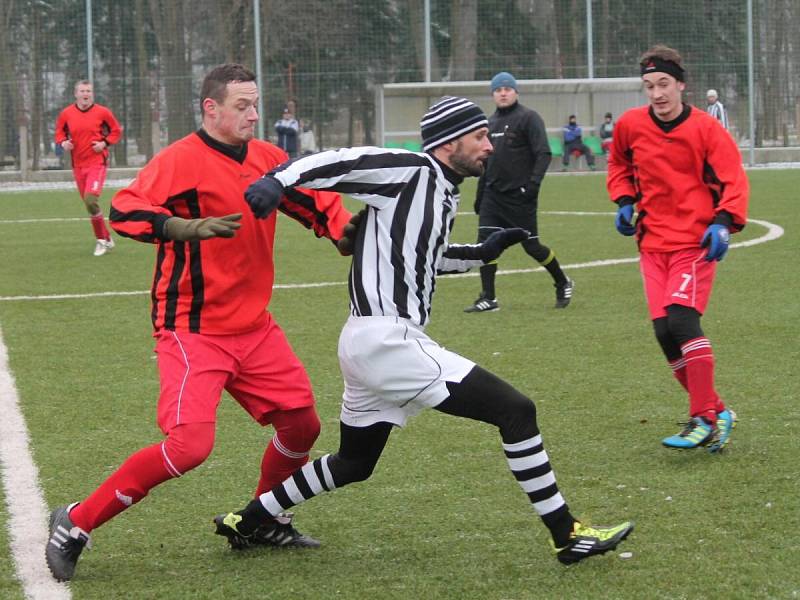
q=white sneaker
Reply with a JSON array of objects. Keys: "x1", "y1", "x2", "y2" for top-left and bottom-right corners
[
  {"x1": 104, "y1": 238, "x2": 115, "y2": 251},
  {"x1": 93, "y1": 239, "x2": 107, "y2": 256}
]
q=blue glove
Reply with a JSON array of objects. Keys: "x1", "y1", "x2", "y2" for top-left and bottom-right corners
[
  {"x1": 615, "y1": 203, "x2": 636, "y2": 236},
  {"x1": 480, "y1": 228, "x2": 530, "y2": 262},
  {"x1": 700, "y1": 223, "x2": 730, "y2": 261},
  {"x1": 245, "y1": 176, "x2": 284, "y2": 219}
]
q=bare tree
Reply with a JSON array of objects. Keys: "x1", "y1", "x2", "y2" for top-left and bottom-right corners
[
  {"x1": 148, "y1": 0, "x2": 195, "y2": 142},
  {"x1": 0, "y1": 0, "x2": 18, "y2": 162},
  {"x1": 449, "y1": 0, "x2": 477, "y2": 80}
]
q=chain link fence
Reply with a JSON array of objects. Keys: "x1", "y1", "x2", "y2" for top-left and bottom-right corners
[{"x1": 1, "y1": 0, "x2": 797, "y2": 177}]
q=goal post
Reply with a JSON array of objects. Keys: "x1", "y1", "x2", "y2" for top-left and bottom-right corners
[{"x1": 376, "y1": 78, "x2": 643, "y2": 149}]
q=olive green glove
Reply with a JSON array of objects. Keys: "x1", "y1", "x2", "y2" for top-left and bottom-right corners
[{"x1": 163, "y1": 213, "x2": 242, "y2": 241}]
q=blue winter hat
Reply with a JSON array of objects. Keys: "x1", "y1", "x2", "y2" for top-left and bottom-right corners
[{"x1": 490, "y1": 72, "x2": 517, "y2": 92}]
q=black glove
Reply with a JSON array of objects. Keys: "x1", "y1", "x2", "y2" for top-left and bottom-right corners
[
  {"x1": 522, "y1": 182, "x2": 540, "y2": 201},
  {"x1": 163, "y1": 213, "x2": 242, "y2": 241},
  {"x1": 473, "y1": 194, "x2": 482, "y2": 215},
  {"x1": 336, "y1": 208, "x2": 367, "y2": 256},
  {"x1": 480, "y1": 227, "x2": 530, "y2": 262},
  {"x1": 245, "y1": 175, "x2": 285, "y2": 219}
]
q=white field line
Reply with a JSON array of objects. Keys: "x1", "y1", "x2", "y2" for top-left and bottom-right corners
[
  {"x1": 0, "y1": 212, "x2": 785, "y2": 600},
  {"x1": 0, "y1": 327, "x2": 72, "y2": 599},
  {"x1": 0, "y1": 216, "x2": 785, "y2": 303}
]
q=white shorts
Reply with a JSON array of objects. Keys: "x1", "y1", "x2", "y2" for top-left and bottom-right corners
[{"x1": 337, "y1": 315, "x2": 475, "y2": 428}]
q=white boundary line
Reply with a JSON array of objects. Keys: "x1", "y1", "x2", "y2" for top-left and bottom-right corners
[
  {"x1": 0, "y1": 327, "x2": 71, "y2": 599},
  {"x1": 0, "y1": 213, "x2": 785, "y2": 600},
  {"x1": 0, "y1": 217, "x2": 786, "y2": 303}
]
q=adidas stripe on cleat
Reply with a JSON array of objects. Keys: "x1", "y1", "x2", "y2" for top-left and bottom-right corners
[
  {"x1": 707, "y1": 408, "x2": 737, "y2": 453},
  {"x1": 554, "y1": 521, "x2": 634, "y2": 565},
  {"x1": 554, "y1": 277, "x2": 574, "y2": 308},
  {"x1": 45, "y1": 503, "x2": 91, "y2": 582},
  {"x1": 464, "y1": 294, "x2": 499, "y2": 313},
  {"x1": 214, "y1": 511, "x2": 320, "y2": 550},
  {"x1": 662, "y1": 416, "x2": 717, "y2": 449}
]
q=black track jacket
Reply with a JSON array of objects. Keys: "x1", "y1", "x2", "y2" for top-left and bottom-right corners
[{"x1": 476, "y1": 101, "x2": 551, "y2": 203}]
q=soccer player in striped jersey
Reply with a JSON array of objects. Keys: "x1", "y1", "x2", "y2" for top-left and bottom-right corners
[
  {"x1": 55, "y1": 80, "x2": 122, "y2": 256},
  {"x1": 608, "y1": 46, "x2": 748, "y2": 451},
  {"x1": 45, "y1": 64, "x2": 351, "y2": 582},
  {"x1": 215, "y1": 96, "x2": 633, "y2": 564}
]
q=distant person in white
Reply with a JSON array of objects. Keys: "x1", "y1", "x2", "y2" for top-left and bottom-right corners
[{"x1": 706, "y1": 89, "x2": 729, "y2": 130}]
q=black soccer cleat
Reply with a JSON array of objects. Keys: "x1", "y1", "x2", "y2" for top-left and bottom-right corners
[
  {"x1": 464, "y1": 293, "x2": 499, "y2": 313},
  {"x1": 555, "y1": 277, "x2": 574, "y2": 308},
  {"x1": 215, "y1": 511, "x2": 320, "y2": 550},
  {"x1": 45, "y1": 503, "x2": 91, "y2": 582},
  {"x1": 554, "y1": 520, "x2": 634, "y2": 565}
]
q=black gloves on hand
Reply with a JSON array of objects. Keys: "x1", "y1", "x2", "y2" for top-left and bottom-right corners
[
  {"x1": 473, "y1": 194, "x2": 482, "y2": 215},
  {"x1": 336, "y1": 209, "x2": 367, "y2": 256},
  {"x1": 522, "y1": 182, "x2": 540, "y2": 201},
  {"x1": 163, "y1": 213, "x2": 242, "y2": 241},
  {"x1": 245, "y1": 175, "x2": 285, "y2": 219},
  {"x1": 480, "y1": 227, "x2": 530, "y2": 262}
]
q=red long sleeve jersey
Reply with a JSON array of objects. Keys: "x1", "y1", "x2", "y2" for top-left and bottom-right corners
[
  {"x1": 54, "y1": 103, "x2": 122, "y2": 168},
  {"x1": 110, "y1": 130, "x2": 350, "y2": 335},
  {"x1": 607, "y1": 105, "x2": 748, "y2": 252}
]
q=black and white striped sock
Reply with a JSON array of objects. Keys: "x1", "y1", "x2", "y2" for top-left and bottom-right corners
[
  {"x1": 237, "y1": 454, "x2": 337, "y2": 535},
  {"x1": 263, "y1": 454, "x2": 336, "y2": 512},
  {"x1": 503, "y1": 435, "x2": 574, "y2": 542}
]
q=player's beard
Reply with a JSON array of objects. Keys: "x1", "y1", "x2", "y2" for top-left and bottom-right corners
[{"x1": 449, "y1": 145, "x2": 485, "y2": 177}]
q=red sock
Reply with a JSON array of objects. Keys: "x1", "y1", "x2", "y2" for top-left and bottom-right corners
[
  {"x1": 90, "y1": 214, "x2": 110, "y2": 240},
  {"x1": 70, "y1": 443, "x2": 173, "y2": 532},
  {"x1": 669, "y1": 357, "x2": 689, "y2": 391},
  {"x1": 681, "y1": 337, "x2": 720, "y2": 423},
  {"x1": 255, "y1": 407, "x2": 321, "y2": 496}
]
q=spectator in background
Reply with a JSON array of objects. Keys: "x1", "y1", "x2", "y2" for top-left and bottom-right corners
[
  {"x1": 275, "y1": 106, "x2": 300, "y2": 157},
  {"x1": 562, "y1": 115, "x2": 595, "y2": 171},
  {"x1": 54, "y1": 80, "x2": 122, "y2": 256},
  {"x1": 300, "y1": 119, "x2": 318, "y2": 155},
  {"x1": 706, "y1": 89, "x2": 729, "y2": 130},
  {"x1": 598, "y1": 112, "x2": 614, "y2": 154}
]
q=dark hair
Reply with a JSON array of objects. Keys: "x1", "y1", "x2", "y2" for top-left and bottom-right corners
[
  {"x1": 200, "y1": 63, "x2": 256, "y2": 116},
  {"x1": 605, "y1": 112, "x2": 612, "y2": 118},
  {"x1": 639, "y1": 45, "x2": 683, "y2": 69}
]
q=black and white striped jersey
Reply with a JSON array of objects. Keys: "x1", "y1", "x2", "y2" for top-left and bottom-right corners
[
  {"x1": 706, "y1": 101, "x2": 729, "y2": 130},
  {"x1": 271, "y1": 146, "x2": 481, "y2": 328}
]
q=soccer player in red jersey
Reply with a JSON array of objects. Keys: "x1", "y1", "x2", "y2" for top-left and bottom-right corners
[
  {"x1": 44, "y1": 64, "x2": 352, "y2": 582},
  {"x1": 607, "y1": 45, "x2": 749, "y2": 452},
  {"x1": 55, "y1": 80, "x2": 122, "y2": 256}
]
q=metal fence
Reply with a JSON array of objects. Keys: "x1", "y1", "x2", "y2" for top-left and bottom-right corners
[{"x1": 1, "y1": 0, "x2": 798, "y2": 177}]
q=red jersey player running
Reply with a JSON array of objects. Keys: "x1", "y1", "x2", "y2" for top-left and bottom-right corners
[
  {"x1": 55, "y1": 80, "x2": 122, "y2": 256},
  {"x1": 607, "y1": 45, "x2": 749, "y2": 452},
  {"x1": 45, "y1": 64, "x2": 351, "y2": 582}
]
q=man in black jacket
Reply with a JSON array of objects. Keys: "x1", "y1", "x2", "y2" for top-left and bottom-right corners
[{"x1": 466, "y1": 72, "x2": 573, "y2": 312}]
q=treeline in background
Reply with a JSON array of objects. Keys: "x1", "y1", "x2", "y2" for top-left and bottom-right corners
[{"x1": 0, "y1": 0, "x2": 797, "y2": 170}]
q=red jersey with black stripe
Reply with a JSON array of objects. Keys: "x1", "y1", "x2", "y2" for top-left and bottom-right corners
[
  {"x1": 110, "y1": 130, "x2": 350, "y2": 334},
  {"x1": 54, "y1": 103, "x2": 122, "y2": 168},
  {"x1": 607, "y1": 104, "x2": 748, "y2": 252}
]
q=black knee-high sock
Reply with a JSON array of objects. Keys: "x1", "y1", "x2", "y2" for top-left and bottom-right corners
[
  {"x1": 479, "y1": 263, "x2": 497, "y2": 299},
  {"x1": 440, "y1": 367, "x2": 576, "y2": 546}
]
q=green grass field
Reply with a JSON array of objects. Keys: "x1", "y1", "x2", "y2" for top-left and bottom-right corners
[{"x1": 0, "y1": 170, "x2": 798, "y2": 599}]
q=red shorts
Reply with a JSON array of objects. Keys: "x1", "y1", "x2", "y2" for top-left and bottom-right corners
[
  {"x1": 154, "y1": 315, "x2": 315, "y2": 433},
  {"x1": 72, "y1": 165, "x2": 107, "y2": 197},
  {"x1": 639, "y1": 248, "x2": 716, "y2": 319}
]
